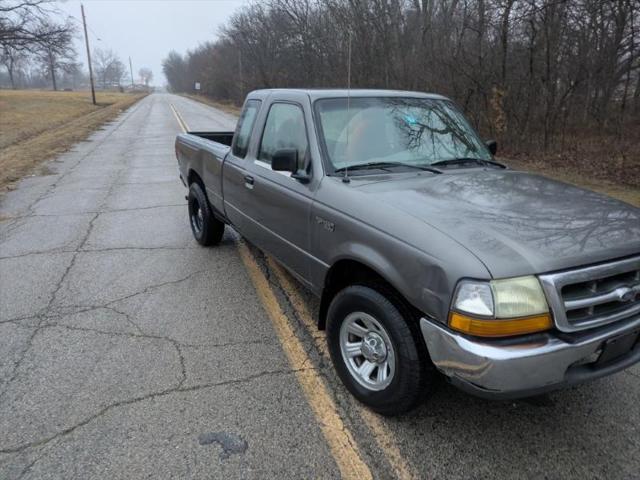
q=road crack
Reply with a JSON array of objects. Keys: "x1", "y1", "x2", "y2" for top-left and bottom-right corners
[
  {"x1": 0, "y1": 367, "x2": 313, "y2": 455},
  {"x1": 37, "y1": 320, "x2": 271, "y2": 349}
]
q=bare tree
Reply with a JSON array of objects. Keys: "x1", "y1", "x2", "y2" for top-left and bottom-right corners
[
  {"x1": 110, "y1": 58, "x2": 126, "y2": 87},
  {"x1": 138, "y1": 67, "x2": 153, "y2": 87},
  {"x1": 1, "y1": 0, "x2": 79, "y2": 90},
  {"x1": 0, "y1": 44, "x2": 26, "y2": 88},
  {"x1": 93, "y1": 48, "x2": 126, "y2": 88},
  {"x1": 0, "y1": 0, "x2": 73, "y2": 51},
  {"x1": 31, "y1": 18, "x2": 77, "y2": 90}
]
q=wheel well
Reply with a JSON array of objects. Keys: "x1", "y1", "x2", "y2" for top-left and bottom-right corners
[
  {"x1": 318, "y1": 259, "x2": 420, "y2": 331},
  {"x1": 187, "y1": 169, "x2": 204, "y2": 188},
  {"x1": 186, "y1": 169, "x2": 227, "y2": 224}
]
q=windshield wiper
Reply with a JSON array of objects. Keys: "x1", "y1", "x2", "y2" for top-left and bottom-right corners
[
  {"x1": 334, "y1": 162, "x2": 441, "y2": 174},
  {"x1": 431, "y1": 157, "x2": 506, "y2": 169}
]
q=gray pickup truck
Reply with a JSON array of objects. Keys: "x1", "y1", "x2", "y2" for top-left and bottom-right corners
[{"x1": 175, "y1": 89, "x2": 640, "y2": 415}]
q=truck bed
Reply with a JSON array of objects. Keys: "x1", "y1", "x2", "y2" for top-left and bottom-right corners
[
  {"x1": 187, "y1": 131, "x2": 234, "y2": 146},
  {"x1": 175, "y1": 131, "x2": 234, "y2": 215}
]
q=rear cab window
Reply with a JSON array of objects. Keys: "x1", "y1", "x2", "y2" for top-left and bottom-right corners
[{"x1": 232, "y1": 99, "x2": 261, "y2": 158}]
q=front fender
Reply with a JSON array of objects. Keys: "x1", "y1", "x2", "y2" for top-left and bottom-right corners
[
  {"x1": 310, "y1": 178, "x2": 491, "y2": 325},
  {"x1": 324, "y1": 239, "x2": 452, "y2": 323}
]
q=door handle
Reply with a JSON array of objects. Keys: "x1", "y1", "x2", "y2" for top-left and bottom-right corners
[{"x1": 244, "y1": 175, "x2": 254, "y2": 189}]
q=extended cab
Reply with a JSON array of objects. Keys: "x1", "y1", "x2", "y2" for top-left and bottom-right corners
[{"x1": 175, "y1": 89, "x2": 640, "y2": 415}]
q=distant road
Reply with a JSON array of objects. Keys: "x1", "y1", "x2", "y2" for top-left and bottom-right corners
[{"x1": 1, "y1": 94, "x2": 638, "y2": 479}]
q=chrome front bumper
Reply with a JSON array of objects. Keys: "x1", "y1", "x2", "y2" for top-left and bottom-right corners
[{"x1": 420, "y1": 315, "x2": 640, "y2": 399}]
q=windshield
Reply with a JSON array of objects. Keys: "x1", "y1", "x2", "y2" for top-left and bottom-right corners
[{"x1": 314, "y1": 97, "x2": 491, "y2": 171}]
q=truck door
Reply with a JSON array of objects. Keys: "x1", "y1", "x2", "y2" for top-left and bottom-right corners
[
  {"x1": 243, "y1": 101, "x2": 316, "y2": 283},
  {"x1": 222, "y1": 99, "x2": 261, "y2": 234}
]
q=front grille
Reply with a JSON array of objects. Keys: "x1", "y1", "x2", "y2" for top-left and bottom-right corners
[{"x1": 539, "y1": 256, "x2": 640, "y2": 332}]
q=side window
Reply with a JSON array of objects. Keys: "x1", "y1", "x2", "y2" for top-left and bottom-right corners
[
  {"x1": 232, "y1": 99, "x2": 261, "y2": 158},
  {"x1": 258, "y1": 103, "x2": 308, "y2": 166}
]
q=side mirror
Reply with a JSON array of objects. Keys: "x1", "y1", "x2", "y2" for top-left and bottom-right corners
[
  {"x1": 272, "y1": 149, "x2": 298, "y2": 172},
  {"x1": 485, "y1": 139, "x2": 497, "y2": 156},
  {"x1": 272, "y1": 149, "x2": 311, "y2": 183}
]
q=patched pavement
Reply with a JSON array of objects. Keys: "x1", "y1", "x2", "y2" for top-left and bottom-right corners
[{"x1": 1, "y1": 94, "x2": 638, "y2": 479}]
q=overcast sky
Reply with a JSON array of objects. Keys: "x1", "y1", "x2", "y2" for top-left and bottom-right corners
[{"x1": 55, "y1": 0, "x2": 248, "y2": 86}]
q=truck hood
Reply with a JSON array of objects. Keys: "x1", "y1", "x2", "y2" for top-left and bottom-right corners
[{"x1": 354, "y1": 170, "x2": 640, "y2": 277}]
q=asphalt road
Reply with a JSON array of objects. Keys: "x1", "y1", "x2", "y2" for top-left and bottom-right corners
[{"x1": 1, "y1": 93, "x2": 638, "y2": 479}]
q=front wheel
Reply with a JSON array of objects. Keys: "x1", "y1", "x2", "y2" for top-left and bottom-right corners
[
  {"x1": 326, "y1": 284, "x2": 435, "y2": 415},
  {"x1": 187, "y1": 182, "x2": 224, "y2": 246}
]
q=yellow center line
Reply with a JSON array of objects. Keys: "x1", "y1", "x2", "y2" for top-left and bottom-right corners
[
  {"x1": 170, "y1": 102, "x2": 189, "y2": 132},
  {"x1": 267, "y1": 258, "x2": 418, "y2": 480},
  {"x1": 238, "y1": 244, "x2": 373, "y2": 480}
]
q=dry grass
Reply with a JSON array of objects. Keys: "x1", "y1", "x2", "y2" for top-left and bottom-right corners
[
  {"x1": 181, "y1": 93, "x2": 242, "y2": 115},
  {"x1": 501, "y1": 123, "x2": 639, "y2": 207},
  {"x1": 504, "y1": 125, "x2": 640, "y2": 188},
  {"x1": 0, "y1": 89, "x2": 146, "y2": 190},
  {"x1": 504, "y1": 158, "x2": 640, "y2": 207}
]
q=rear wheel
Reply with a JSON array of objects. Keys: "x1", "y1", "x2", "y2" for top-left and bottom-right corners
[
  {"x1": 188, "y1": 182, "x2": 224, "y2": 246},
  {"x1": 326, "y1": 284, "x2": 435, "y2": 415}
]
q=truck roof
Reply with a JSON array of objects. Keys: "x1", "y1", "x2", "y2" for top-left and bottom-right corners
[{"x1": 246, "y1": 88, "x2": 450, "y2": 102}]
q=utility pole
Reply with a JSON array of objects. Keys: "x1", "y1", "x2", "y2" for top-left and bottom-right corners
[
  {"x1": 81, "y1": 3, "x2": 96, "y2": 105},
  {"x1": 129, "y1": 56, "x2": 134, "y2": 88}
]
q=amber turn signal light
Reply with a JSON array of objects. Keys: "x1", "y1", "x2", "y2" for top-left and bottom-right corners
[{"x1": 449, "y1": 311, "x2": 553, "y2": 338}]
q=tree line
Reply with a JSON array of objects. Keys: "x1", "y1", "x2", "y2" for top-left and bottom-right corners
[
  {"x1": 163, "y1": 0, "x2": 640, "y2": 152},
  {"x1": 1, "y1": 0, "x2": 153, "y2": 91}
]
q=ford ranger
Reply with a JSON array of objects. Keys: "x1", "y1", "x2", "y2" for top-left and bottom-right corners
[{"x1": 175, "y1": 89, "x2": 640, "y2": 415}]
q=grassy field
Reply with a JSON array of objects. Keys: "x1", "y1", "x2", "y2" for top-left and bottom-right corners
[{"x1": 0, "y1": 89, "x2": 146, "y2": 190}]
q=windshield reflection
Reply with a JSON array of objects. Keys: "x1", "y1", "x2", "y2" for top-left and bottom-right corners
[{"x1": 315, "y1": 97, "x2": 491, "y2": 171}]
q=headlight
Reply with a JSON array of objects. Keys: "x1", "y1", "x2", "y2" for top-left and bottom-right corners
[
  {"x1": 450, "y1": 276, "x2": 552, "y2": 337},
  {"x1": 452, "y1": 281, "x2": 494, "y2": 316},
  {"x1": 491, "y1": 276, "x2": 548, "y2": 317}
]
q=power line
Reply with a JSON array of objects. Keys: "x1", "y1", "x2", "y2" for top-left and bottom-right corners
[{"x1": 67, "y1": 13, "x2": 102, "y2": 43}]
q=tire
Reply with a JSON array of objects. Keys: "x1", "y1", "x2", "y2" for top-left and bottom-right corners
[
  {"x1": 187, "y1": 182, "x2": 224, "y2": 246},
  {"x1": 326, "y1": 284, "x2": 435, "y2": 415}
]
